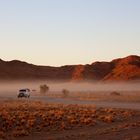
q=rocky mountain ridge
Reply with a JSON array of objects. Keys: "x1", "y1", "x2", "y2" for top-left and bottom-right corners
[{"x1": 0, "y1": 55, "x2": 140, "y2": 81}]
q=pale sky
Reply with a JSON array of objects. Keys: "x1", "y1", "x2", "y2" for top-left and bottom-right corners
[{"x1": 0, "y1": 0, "x2": 140, "y2": 66}]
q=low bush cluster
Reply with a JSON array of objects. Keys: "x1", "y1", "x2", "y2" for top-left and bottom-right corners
[{"x1": 0, "y1": 101, "x2": 137, "y2": 139}]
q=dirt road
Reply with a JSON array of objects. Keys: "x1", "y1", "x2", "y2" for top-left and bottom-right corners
[{"x1": 1, "y1": 94, "x2": 140, "y2": 110}]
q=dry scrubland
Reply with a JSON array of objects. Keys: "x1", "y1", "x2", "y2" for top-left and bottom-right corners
[{"x1": 0, "y1": 100, "x2": 140, "y2": 140}]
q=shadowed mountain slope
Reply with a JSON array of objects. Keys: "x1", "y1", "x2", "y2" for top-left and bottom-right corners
[{"x1": 0, "y1": 55, "x2": 140, "y2": 81}]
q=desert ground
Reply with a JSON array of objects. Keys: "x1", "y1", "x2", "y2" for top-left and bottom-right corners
[{"x1": 0, "y1": 82, "x2": 140, "y2": 140}]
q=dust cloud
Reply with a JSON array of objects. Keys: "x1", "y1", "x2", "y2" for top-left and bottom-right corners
[{"x1": 0, "y1": 80, "x2": 140, "y2": 97}]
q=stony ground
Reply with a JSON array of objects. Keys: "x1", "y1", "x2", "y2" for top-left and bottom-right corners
[{"x1": 0, "y1": 100, "x2": 140, "y2": 140}]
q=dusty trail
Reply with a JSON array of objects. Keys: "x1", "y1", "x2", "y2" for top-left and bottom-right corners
[
  {"x1": 0, "y1": 94, "x2": 140, "y2": 110},
  {"x1": 31, "y1": 96, "x2": 140, "y2": 110}
]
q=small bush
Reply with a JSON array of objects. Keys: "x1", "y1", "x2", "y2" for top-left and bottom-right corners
[
  {"x1": 62, "y1": 89, "x2": 69, "y2": 98},
  {"x1": 110, "y1": 91, "x2": 121, "y2": 96},
  {"x1": 40, "y1": 84, "x2": 49, "y2": 95}
]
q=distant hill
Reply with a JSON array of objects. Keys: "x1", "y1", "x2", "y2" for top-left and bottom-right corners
[
  {"x1": 103, "y1": 55, "x2": 140, "y2": 81},
  {"x1": 0, "y1": 55, "x2": 140, "y2": 82}
]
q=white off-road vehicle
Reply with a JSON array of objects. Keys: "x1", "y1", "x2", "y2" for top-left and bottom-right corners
[{"x1": 18, "y1": 88, "x2": 30, "y2": 98}]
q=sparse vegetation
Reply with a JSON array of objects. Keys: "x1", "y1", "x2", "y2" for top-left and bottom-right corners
[
  {"x1": 62, "y1": 89, "x2": 69, "y2": 98},
  {"x1": 0, "y1": 100, "x2": 139, "y2": 139},
  {"x1": 110, "y1": 91, "x2": 121, "y2": 96},
  {"x1": 40, "y1": 84, "x2": 49, "y2": 95}
]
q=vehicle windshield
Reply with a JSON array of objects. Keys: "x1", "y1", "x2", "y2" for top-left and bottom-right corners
[{"x1": 19, "y1": 89, "x2": 26, "y2": 92}]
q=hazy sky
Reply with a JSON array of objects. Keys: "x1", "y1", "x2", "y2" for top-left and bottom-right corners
[{"x1": 0, "y1": 0, "x2": 140, "y2": 66}]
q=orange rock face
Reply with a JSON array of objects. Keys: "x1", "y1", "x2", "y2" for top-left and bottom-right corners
[{"x1": 0, "y1": 55, "x2": 140, "y2": 81}]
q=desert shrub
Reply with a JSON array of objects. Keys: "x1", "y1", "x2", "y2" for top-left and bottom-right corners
[
  {"x1": 0, "y1": 100, "x2": 137, "y2": 139},
  {"x1": 40, "y1": 84, "x2": 49, "y2": 95},
  {"x1": 110, "y1": 91, "x2": 121, "y2": 96},
  {"x1": 62, "y1": 89, "x2": 69, "y2": 98}
]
